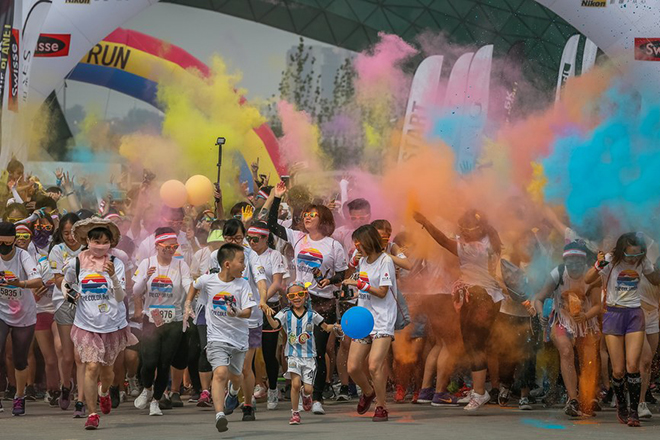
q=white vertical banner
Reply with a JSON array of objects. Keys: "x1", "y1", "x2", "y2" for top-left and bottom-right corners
[
  {"x1": 581, "y1": 38, "x2": 598, "y2": 74},
  {"x1": 555, "y1": 34, "x2": 580, "y2": 103},
  {"x1": 20, "y1": 0, "x2": 52, "y2": 106},
  {"x1": 398, "y1": 55, "x2": 443, "y2": 162},
  {"x1": 440, "y1": 52, "x2": 473, "y2": 168}
]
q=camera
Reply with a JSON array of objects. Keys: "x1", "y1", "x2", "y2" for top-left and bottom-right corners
[{"x1": 333, "y1": 283, "x2": 355, "y2": 300}]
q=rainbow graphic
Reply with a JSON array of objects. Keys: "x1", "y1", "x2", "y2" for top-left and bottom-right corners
[
  {"x1": 212, "y1": 292, "x2": 236, "y2": 311},
  {"x1": 173, "y1": 251, "x2": 184, "y2": 261},
  {"x1": 617, "y1": 270, "x2": 640, "y2": 289},
  {"x1": 81, "y1": 273, "x2": 109, "y2": 294},
  {"x1": 2, "y1": 271, "x2": 17, "y2": 289},
  {"x1": 298, "y1": 248, "x2": 324, "y2": 269},
  {"x1": 151, "y1": 276, "x2": 173, "y2": 294}
]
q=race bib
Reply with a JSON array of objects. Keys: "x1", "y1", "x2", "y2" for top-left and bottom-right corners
[
  {"x1": 0, "y1": 286, "x2": 22, "y2": 300},
  {"x1": 149, "y1": 305, "x2": 176, "y2": 325}
]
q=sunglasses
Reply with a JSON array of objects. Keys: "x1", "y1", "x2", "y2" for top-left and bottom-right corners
[
  {"x1": 16, "y1": 233, "x2": 31, "y2": 240},
  {"x1": 246, "y1": 236, "x2": 263, "y2": 243},
  {"x1": 624, "y1": 252, "x2": 645, "y2": 258},
  {"x1": 34, "y1": 224, "x2": 53, "y2": 232},
  {"x1": 158, "y1": 244, "x2": 180, "y2": 252},
  {"x1": 303, "y1": 212, "x2": 319, "y2": 219},
  {"x1": 6, "y1": 217, "x2": 23, "y2": 223},
  {"x1": 460, "y1": 225, "x2": 481, "y2": 232},
  {"x1": 287, "y1": 290, "x2": 307, "y2": 300}
]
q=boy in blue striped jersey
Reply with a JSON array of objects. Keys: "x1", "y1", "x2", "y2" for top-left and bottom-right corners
[{"x1": 265, "y1": 283, "x2": 341, "y2": 425}]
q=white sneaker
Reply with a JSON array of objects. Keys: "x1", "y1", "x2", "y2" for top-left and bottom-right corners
[
  {"x1": 253, "y1": 384, "x2": 267, "y2": 399},
  {"x1": 119, "y1": 391, "x2": 127, "y2": 403},
  {"x1": 267, "y1": 389, "x2": 279, "y2": 410},
  {"x1": 639, "y1": 402, "x2": 653, "y2": 418},
  {"x1": 298, "y1": 400, "x2": 304, "y2": 411},
  {"x1": 128, "y1": 376, "x2": 140, "y2": 398},
  {"x1": 149, "y1": 399, "x2": 163, "y2": 416},
  {"x1": 457, "y1": 390, "x2": 473, "y2": 405},
  {"x1": 464, "y1": 390, "x2": 490, "y2": 411},
  {"x1": 312, "y1": 401, "x2": 325, "y2": 415},
  {"x1": 611, "y1": 394, "x2": 617, "y2": 408},
  {"x1": 134, "y1": 388, "x2": 153, "y2": 410}
]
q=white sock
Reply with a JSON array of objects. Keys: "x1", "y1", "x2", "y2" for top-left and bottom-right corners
[
  {"x1": 216, "y1": 411, "x2": 225, "y2": 420},
  {"x1": 99, "y1": 389, "x2": 108, "y2": 397},
  {"x1": 229, "y1": 383, "x2": 240, "y2": 396}
]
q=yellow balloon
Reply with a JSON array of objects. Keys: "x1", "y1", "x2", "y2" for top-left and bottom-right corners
[
  {"x1": 185, "y1": 175, "x2": 214, "y2": 206},
  {"x1": 159, "y1": 180, "x2": 188, "y2": 208}
]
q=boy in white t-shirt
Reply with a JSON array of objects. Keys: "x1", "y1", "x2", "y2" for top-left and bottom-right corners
[
  {"x1": 264, "y1": 282, "x2": 340, "y2": 425},
  {"x1": 184, "y1": 243, "x2": 256, "y2": 433}
]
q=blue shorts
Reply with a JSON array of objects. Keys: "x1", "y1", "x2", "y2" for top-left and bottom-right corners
[{"x1": 602, "y1": 306, "x2": 645, "y2": 336}]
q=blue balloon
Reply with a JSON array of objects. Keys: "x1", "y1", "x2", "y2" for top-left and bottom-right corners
[{"x1": 341, "y1": 306, "x2": 374, "y2": 340}]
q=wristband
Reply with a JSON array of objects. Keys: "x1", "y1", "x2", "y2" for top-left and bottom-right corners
[
  {"x1": 594, "y1": 259, "x2": 609, "y2": 272},
  {"x1": 356, "y1": 279, "x2": 370, "y2": 292},
  {"x1": 349, "y1": 256, "x2": 359, "y2": 269}
]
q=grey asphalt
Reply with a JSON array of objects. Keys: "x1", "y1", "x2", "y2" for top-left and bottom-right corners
[{"x1": 1, "y1": 397, "x2": 659, "y2": 439}]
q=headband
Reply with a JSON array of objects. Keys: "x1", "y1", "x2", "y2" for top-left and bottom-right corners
[
  {"x1": 155, "y1": 232, "x2": 178, "y2": 245},
  {"x1": 104, "y1": 213, "x2": 121, "y2": 221},
  {"x1": 563, "y1": 249, "x2": 587, "y2": 259},
  {"x1": 15, "y1": 225, "x2": 32, "y2": 235},
  {"x1": 256, "y1": 190, "x2": 269, "y2": 200},
  {"x1": 247, "y1": 227, "x2": 269, "y2": 237}
]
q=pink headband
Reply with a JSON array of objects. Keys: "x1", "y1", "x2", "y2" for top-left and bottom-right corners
[
  {"x1": 15, "y1": 225, "x2": 32, "y2": 235},
  {"x1": 256, "y1": 190, "x2": 268, "y2": 200},
  {"x1": 155, "y1": 233, "x2": 178, "y2": 245},
  {"x1": 563, "y1": 249, "x2": 587, "y2": 259},
  {"x1": 247, "y1": 227, "x2": 269, "y2": 237},
  {"x1": 104, "y1": 214, "x2": 121, "y2": 221}
]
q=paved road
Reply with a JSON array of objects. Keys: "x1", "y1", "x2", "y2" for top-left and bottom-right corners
[{"x1": 2, "y1": 397, "x2": 660, "y2": 439}]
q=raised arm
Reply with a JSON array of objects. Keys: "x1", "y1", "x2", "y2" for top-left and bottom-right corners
[
  {"x1": 413, "y1": 212, "x2": 458, "y2": 256},
  {"x1": 267, "y1": 182, "x2": 289, "y2": 241}
]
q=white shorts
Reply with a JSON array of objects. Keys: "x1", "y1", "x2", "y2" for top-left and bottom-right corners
[
  {"x1": 643, "y1": 307, "x2": 660, "y2": 335},
  {"x1": 284, "y1": 356, "x2": 316, "y2": 385},
  {"x1": 206, "y1": 342, "x2": 247, "y2": 376}
]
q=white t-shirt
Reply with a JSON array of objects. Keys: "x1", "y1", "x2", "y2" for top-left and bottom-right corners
[
  {"x1": 35, "y1": 250, "x2": 56, "y2": 314},
  {"x1": 135, "y1": 231, "x2": 193, "y2": 266},
  {"x1": 210, "y1": 246, "x2": 266, "y2": 328},
  {"x1": 285, "y1": 229, "x2": 348, "y2": 299},
  {"x1": 0, "y1": 248, "x2": 40, "y2": 327},
  {"x1": 49, "y1": 243, "x2": 82, "y2": 312},
  {"x1": 255, "y1": 248, "x2": 288, "y2": 303},
  {"x1": 133, "y1": 257, "x2": 192, "y2": 323},
  {"x1": 601, "y1": 258, "x2": 655, "y2": 308},
  {"x1": 356, "y1": 253, "x2": 397, "y2": 336},
  {"x1": 274, "y1": 307, "x2": 324, "y2": 358},
  {"x1": 457, "y1": 236, "x2": 504, "y2": 303},
  {"x1": 332, "y1": 225, "x2": 355, "y2": 259},
  {"x1": 194, "y1": 274, "x2": 256, "y2": 350},
  {"x1": 64, "y1": 256, "x2": 128, "y2": 333}
]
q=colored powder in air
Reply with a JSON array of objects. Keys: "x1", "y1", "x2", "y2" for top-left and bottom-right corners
[{"x1": 277, "y1": 100, "x2": 324, "y2": 173}]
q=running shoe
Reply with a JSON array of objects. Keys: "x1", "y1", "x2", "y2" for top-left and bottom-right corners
[
  {"x1": 312, "y1": 401, "x2": 325, "y2": 415},
  {"x1": 416, "y1": 387, "x2": 434, "y2": 404},
  {"x1": 638, "y1": 402, "x2": 652, "y2": 419},
  {"x1": 188, "y1": 390, "x2": 201, "y2": 404},
  {"x1": 60, "y1": 385, "x2": 72, "y2": 410},
  {"x1": 253, "y1": 384, "x2": 267, "y2": 400},
  {"x1": 488, "y1": 388, "x2": 499, "y2": 405},
  {"x1": 267, "y1": 388, "x2": 279, "y2": 410},
  {"x1": 394, "y1": 385, "x2": 406, "y2": 403},
  {"x1": 0, "y1": 399, "x2": 3, "y2": 412},
  {"x1": 519, "y1": 397, "x2": 533, "y2": 411},
  {"x1": 411, "y1": 389, "x2": 420, "y2": 404},
  {"x1": 600, "y1": 387, "x2": 613, "y2": 405},
  {"x1": 616, "y1": 402, "x2": 629, "y2": 424},
  {"x1": 322, "y1": 383, "x2": 335, "y2": 400},
  {"x1": 302, "y1": 393, "x2": 312, "y2": 412},
  {"x1": 73, "y1": 401, "x2": 86, "y2": 418},
  {"x1": 24, "y1": 385, "x2": 37, "y2": 402},
  {"x1": 289, "y1": 410, "x2": 301, "y2": 425},
  {"x1": 197, "y1": 390, "x2": 212, "y2": 408},
  {"x1": 282, "y1": 384, "x2": 292, "y2": 401},
  {"x1": 48, "y1": 390, "x2": 61, "y2": 407},
  {"x1": 119, "y1": 391, "x2": 127, "y2": 403},
  {"x1": 563, "y1": 399, "x2": 581, "y2": 417},
  {"x1": 224, "y1": 390, "x2": 240, "y2": 415},
  {"x1": 357, "y1": 392, "x2": 376, "y2": 415},
  {"x1": 348, "y1": 382, "x2": 359, "y2": 399},
  {"x1": 242, "y1": 405, "x2": 255, "y2": 421},
  {"x1": 431, "y1": 392, "x2": 459, "y2": 407},
  {"x1": 150, "y1": 400, "x2": 163, "y2": 416},
  {"x1": 646, "y1": 389, "x2": 658, "y2": 404},
  {"x1": 215, "y1": 414, "x2": 228, "y2": 432},
  {"x1": 134, "y1": 388, "x2": 153, "y2": 410},
  {"x1": 84, "y1": 413, "x2": 99, "y2": 430},
  {"x1": 159, "y1": 393, "x2": 173, "y2": 410},
  {"x1": 171, "y1": 392, "x2": 184, "y2": 407},
  {"x1": 127, "y1": 376, "x2": 140, "y2": 397},
  {"x1": 628, "y1": 410, "x2": 640, "y2": 427},
  {"x1": 456, "y1": 387, "x2": 473, "y2": 404},
  {"x1": 12, "y1": 397, "x2": 25, "y2": 416},
  {"x1": 109, "y1": 385, "x2": 120, "y2": 409},
  {"x1": 464, "y1": 390, "x2": 490, "y2": 412},
  {"x1": 336, "y1": 385, "x2": 350, "y2": 402},
  {"x1": 3, "y1": 385, "x2": 16, "y2": 401},
  {"x1": 99, "y1": 388, "x2": 112, "y2": 415},
  {"x1": 498, "y1": 387, "x2": 510, "y2": 407},
  {"x1": 373, "y1": 406, "x2": 389, "y2": 422},
  {"x1": 590, "y1": 399, "x2": 602, "y2": 412}
]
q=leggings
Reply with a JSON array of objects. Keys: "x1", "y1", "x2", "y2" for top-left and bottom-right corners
[
  {"x1": 262, "y1": 322, "x2": 280, "y2": 390},
  {"x1": 310, "y1": 296, "x2": 337, "y2": 402},
  {"x1": 460, "y1": 287, "x2": 498, "y2": 372},
  {"x1": 197, "y1": 324, "x2": 212, "y2": 373},
  {"x1": 0, "y1": 321, "x2": 35, "y2": 371},
  {"x1": 494, "y1": 312, "x2": 534, "y2": 388},
  {"x1": 140, "y1": 319, "x2": 183, "y2": 400},
  {"x1": 184, "y1": 320, "x2": 202, "y2": 391}
]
